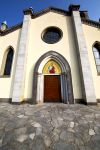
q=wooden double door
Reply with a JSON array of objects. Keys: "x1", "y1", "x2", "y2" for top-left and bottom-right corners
[{"x1": 44, "y1": 75, "x2": 61, "y2": 102}]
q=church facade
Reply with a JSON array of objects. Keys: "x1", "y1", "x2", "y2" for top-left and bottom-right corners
[{"x1": 0, "y1": 5, "x2": 100, "y2": 105}]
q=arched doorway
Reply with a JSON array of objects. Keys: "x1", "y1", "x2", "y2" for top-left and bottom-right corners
[
  {"x1": 43, "y1": 60, "x2": 62, "y2": 102},
  {"x1": 32, "y1": 51, "x2": 74, "y2": 104}
]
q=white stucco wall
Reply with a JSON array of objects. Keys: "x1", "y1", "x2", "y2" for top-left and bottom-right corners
[
  {"x1": 0, "y1": 29, "x2": 21, "y2": 98},
  {"x1": 0, "y1": 12, "x2": 93, "y2": 100},
  {"x1": 82, "y1": 24, "x2": 100, "y2": 99},
  {"x1": 24, "y1": 12, "x2": 82, "y2": 99}
]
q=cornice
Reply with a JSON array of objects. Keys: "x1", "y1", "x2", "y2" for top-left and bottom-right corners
[
  {"x1": 82, "y1": 18, "x2": 100, "y2": 29},
  {"x1": 23, "y1": 8, "x2": 33, "y2": 16},
  {"x1": 69, "y1": 4, "x2": 80, "y2": 12}
]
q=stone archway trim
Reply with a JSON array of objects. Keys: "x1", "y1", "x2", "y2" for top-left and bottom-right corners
[{"x1": 32, "y1": 51, "x2": 74, "y2": 104}]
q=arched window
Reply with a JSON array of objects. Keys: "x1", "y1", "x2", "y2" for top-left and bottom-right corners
[
  {"x1": 93, "y1": 42, "x2": 100, "y2": 74},
  {"x1": 3, "y1": 47, "x2": 14, "y2": 76}
]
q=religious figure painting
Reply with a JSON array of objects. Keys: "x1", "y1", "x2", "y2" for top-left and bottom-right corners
[
  {"x1": 48, "y1": 63, "x2": 55, "y2": 74},
  {"x1": 43, "y1": 60, "x2": 61, "y2": 74}
]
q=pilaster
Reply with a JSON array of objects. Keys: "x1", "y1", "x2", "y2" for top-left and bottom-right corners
[
  {"x1": 36, "y1": 74, "x2": 44, "y2": 104},
  {"x1": 69, "y1": 5, "x2": 96, "y2": 104},
  {"x1": 12, "y1": 8, "x2": 33, "y2": 102}
]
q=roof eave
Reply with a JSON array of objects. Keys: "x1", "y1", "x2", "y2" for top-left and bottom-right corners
[
  {"x1": 0, "y1": 23, "x2": 22, "y2": 36},
  {"x1": 82, "y1": 18, "x2": 100, "y2": 29}
]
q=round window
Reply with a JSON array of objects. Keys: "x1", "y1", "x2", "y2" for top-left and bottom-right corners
[{"x1": 42, "y1": 27, "x2": 62, "y2": 44}]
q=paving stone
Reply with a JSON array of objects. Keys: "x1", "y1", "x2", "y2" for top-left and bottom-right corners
[
  {"x1": 78, "y1": 145, "x2": 86, "y2": 150},
  {"x1": 0, "y1": 129, "x2": 5, "y2": 139},
  {"x1": 0, "y1": 139, "x2": 2, "y2": 147},
  {"x1": 2, "y1": 131, "x2": 16, "y2": 146},
  {"x1": 94, "y1": 120, "x2": 100, "y2": 127},
  {"x1": 85, "y1": 114, "x2": 95, "y2": 122},
  {"x1": 51, "y1": 120, "x2": 60, "y2": 128},
  {"x1": 85, "y1": 146, "x2": 93, "y2": 150},
  {"x1": 74, "y1": 133, "x2": 84, "y2": 146},
  {"x1": 5, "y1": 121, "x2": 15, "y2": 131},
  {"x1": 0, "y1": 103, "x2": 100, "y2": 149},
  {"x1": 85, "y1": 140, "x2": 95, "y2": 150},
  {"x1": 14, "y1": 127, "x2": 27, "y2": 135},
  {"x1": 36, "y1": 127, "x2": 42, "y2": 135},
  {"x1": 95, "y1": 114, "x2": 100, "y2": 119},
  {"x1": 53, "y1": 142, "x2": 79, "y2": 150},
  {"x1": 5, "y1": 118, "x2": 28, "y2": 130},
  {"x1": 94, "y1": 126, "x2": 100, "y2": 134},
  {"x1": 25, "y1": 109, "x2": 35, "y2": 116},
  {"x1": 53, "y1": 134, "x2": 59, "y2": 143},
  {"x1": 69, "y1": 122, "x2": 75, "y2": 128},
  {"x1": 32, "y1": 122, "x2": 42, "y2": 128},
  {"x1": 16, "y1": 134, "x2": 28, "y2": 142},
  {"x1": 89, "y1": 129, "x2": 95, "y2": 136},
  {"x1": 29, "y1": 133, "x2": 35, "y2": 140},
  {"x1": 91, "y1": 135, "x2": 100, "y2": 148},
  {"x1": 1, "y1": 145, "x2": 13, "y2": 150},
  {"x1": 60, "y1": 131, "x2": 75, "y2": 143},
  {"x1": 44, "y1": 136, "x2": 51, "y2": 147},
  {"x1": 31, "y1": 135, "x2": 46, "y2": 150},
  {"x1": 17, "y1": 114, "x2": 27, "y2": 118},
  {"x1": 67, "y1": 128, "x2": 75, "y2": 133},
  {"x1": 10, "y1": 141, "x2": 31, "y2": 150},
  {"x1": 17, "y1": 114, "x2": 24, "y2": 118},
  {"x1": 53, "y1": 128, "x2": 61, "y2": 135}
]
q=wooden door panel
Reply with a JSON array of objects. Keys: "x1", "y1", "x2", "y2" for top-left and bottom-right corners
[{"x1": 44, "y1": 75, "x2": 61, "y2": 102}]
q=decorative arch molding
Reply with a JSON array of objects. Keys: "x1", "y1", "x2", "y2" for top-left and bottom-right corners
[
  {"x1": 0, "y1": 46, "x2": 14, "y2": 76},
  {"x1": 32, "y1": 51, "x2": 74, "y2": 104}
]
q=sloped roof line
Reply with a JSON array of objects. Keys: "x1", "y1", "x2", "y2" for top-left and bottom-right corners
[
  {"x1": 0, "y1": 7, "x2": 100, "y2": 36},
  {"x1": 0, "y1": 23, "x2": 22, "y2": 36},
  {"x1": 32, "y1": 7, "x2": 70, "y2": 18}
]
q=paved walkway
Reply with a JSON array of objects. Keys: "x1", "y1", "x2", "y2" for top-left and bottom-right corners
[{"x1": 0, "y1": 103, "x2": 100, "y2": 150}]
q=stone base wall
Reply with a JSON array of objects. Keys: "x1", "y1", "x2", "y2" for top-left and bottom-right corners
[{"x1": 0, "y1": 98, "x2": 98, "y2": 105}]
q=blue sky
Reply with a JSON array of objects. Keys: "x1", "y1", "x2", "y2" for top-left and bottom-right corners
[{"x1": 0, "y1": 0, "x2": 100, "y2": 27}]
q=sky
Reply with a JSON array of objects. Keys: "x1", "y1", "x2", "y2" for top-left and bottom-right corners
[{"x1": 0, "y1": 0, "x2": 100, "y2": 27}]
